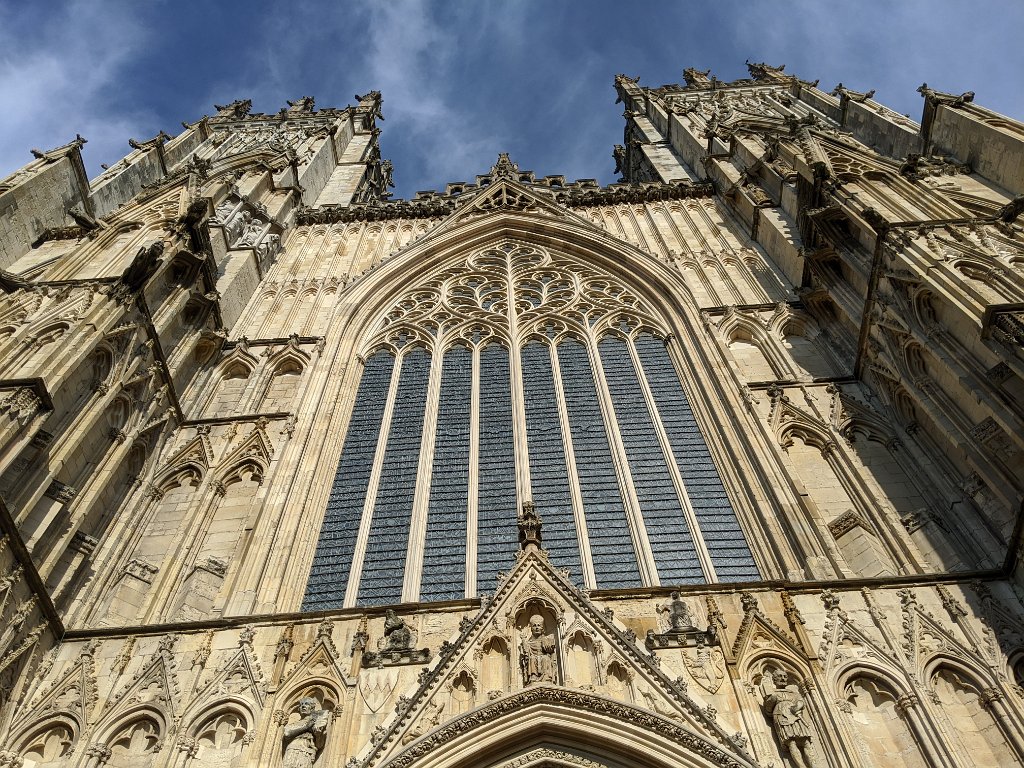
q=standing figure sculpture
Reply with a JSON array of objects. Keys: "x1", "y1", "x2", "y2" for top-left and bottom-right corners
[
  {"x1": 763, "y1": 670, "x2": 816, "y2": 768},
  {"x1": 282, "y1": 697, "x2": 330, "y2": 768},
  {"x1": 520, "y1": 615, "x2": 556, "y2": 685}
]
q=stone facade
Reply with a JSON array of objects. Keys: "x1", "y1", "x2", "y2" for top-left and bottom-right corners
[{"x1": 0, "y1": 64, "x2": 1023, "y2": 767}]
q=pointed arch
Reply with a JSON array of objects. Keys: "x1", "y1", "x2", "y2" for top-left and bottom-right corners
[
  {"x1": 11, "y1": 715, "x2": 80, "y2": 766},
  {"x1": 298, "y1": 206, "x2": 767, "y2": 608},
  {"x1": 373, "y1": 686, "x2": 759, "y2": 768}
]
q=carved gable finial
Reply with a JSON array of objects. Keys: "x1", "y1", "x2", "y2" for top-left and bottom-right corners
[
  {"x1": 490, "y1": 153, "x2": 520, "y2": 180},
  {"x1": 518, "y1": 501, "x2": 543, "y2": 552}
]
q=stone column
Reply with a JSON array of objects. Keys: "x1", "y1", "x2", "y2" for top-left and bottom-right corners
[{"x1": 894, "y1": 692, "x2": 957, "y2": 768}]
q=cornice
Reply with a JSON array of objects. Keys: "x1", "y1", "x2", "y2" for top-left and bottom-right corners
[{"x1": 296, "y1": 181, "x2": 715, "y2": 225}]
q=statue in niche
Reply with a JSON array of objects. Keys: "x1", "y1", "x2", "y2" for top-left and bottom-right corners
[
  {"x1": 762, "y1": 669, "x2": 816, "y2": 768},
  {"x1": 237, "y1": 216, "x2": 266, "y2": 248},
  {"x1": 520, "y1": 615, "x2": 556, "y2": 685},
  {"x1": 282, "y1": 696, "x2": 330, "y2": 768},
  {"x1": 227, "y1": 209, "x2": 251, "y2": 244}
]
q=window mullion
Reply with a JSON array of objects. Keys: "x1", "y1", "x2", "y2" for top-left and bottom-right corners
[
  {"x1": 343, "y1": 349, "x2": 403, "y2": 608},
  {"x1": 401, "y1": 343, "x2": 442, "y2": 602},
  {"x1": 628, "y1": 337, "x2": 719, "y2": 582},
  {"x1": 584, "y1": 330, "x2": 660, "y2": 587},
  {"x1": 506, "y1": 265, "x2": 531, "y2": 509},
  {"x1": 548, "y1": 340, "x2": 597, "y2": 589},
  {"x1": 465, "y1": 344, "x2": 480, "y2": 598}
]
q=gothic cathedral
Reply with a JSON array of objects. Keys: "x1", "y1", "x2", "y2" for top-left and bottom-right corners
[{"x1": 1, "y1": 63, "x2": 1023, "y2": 768}]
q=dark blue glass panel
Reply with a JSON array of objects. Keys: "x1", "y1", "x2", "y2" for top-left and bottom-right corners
[
  {"x1": 476, "y1": 344, "x2": 518, "y2": 590},
  {"x1": 357, "y1": 348, "x2": 432, "y2": 605},
  {"x1": 303, "y1": 351, "x2": 395, "y2": 611},
  {"x1": 598, "y1": 336, "x2": 703, "y2": 584},
  {"x1": 634, "y1": 333, "x2": 759, "y2": 581},
  {"x1": 521, "y1": 342, "x2": 583, "y2": 581},
  {"x1": 420, "y1": 346, "x2": 472, "y2": 601},
  {"x1": 557, "y1": 340, "x2": 642, "y2": 588}
]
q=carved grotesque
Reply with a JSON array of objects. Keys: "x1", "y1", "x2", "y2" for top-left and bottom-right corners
[
  {"x1": 520, "y1": 615, "x2": 556, "y2": 685},
  {"x1": 120, "y1": 241, "x2": 165, "y2": 292},
  {"x1": 282, "y1": 697, "x2": 329, "y2": 768},
  {"x1": 763, "y1": 670, "x2": 816, "y2": 768}
]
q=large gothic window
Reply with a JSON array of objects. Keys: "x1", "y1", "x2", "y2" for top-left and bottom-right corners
[{"x1": 303, "y1": 242, "x2": 758, "y2": 609}]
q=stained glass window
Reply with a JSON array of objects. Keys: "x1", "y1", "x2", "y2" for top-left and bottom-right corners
[{"x1": 302, "y1": 242, "x2": 758, "y2": 609}]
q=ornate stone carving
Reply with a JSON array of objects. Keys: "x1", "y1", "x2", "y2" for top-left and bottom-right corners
[
  {"x1": 371, "y1": 686, "x2": 745, "y2": 768},
  {"x1": 123, "y1": 558, "x2": 159, "y2": 583},
  {"x1": 827, "y1": 510, "x2": 869, "y2": 539},
  {"x1": 520, "y1": 615, "x2": 557, "y2": 685},
  {"x1": 646, "y1": 592, "x2": 717, "y2": 650},
  {"x1": 363, "y1": 610, "x2": 431, "y2": 667},
  {"x1": 518, "y1": 501, "x2": 542, "y2": 551},
  {"x1": 282, "y1": 697, "x2": 329, "y2": 768},
  {"x1": 44, "y1": 479, "x2": 77, "y2": 504},
  {"x1": 763, "y1": 669, "x2": 817, "y2": 768}
]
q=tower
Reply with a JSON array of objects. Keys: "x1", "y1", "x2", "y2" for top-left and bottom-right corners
[{"x1": 0, "y1": 63, "x2": 1023, "y2": 767}]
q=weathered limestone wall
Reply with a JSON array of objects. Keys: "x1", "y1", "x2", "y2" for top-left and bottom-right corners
[
  {"x1": 5, "y1": 573, "x2": 1024, "y2": 768},
  {"x1": 0, "y1": 70, "x2": 1022, "y2": 768}
]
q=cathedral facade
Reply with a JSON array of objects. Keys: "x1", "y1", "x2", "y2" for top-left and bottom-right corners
[{"x1": 0, "y1": 62, "x2": 1023, "y2": 767}]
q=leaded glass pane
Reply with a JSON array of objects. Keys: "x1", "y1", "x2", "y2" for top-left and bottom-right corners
[
  {"x1": 522, "y1": 341, "x2": 583, "y2": 581},
  {"x1": 599, "y1": 335, "x2": 703, "y2": 584},
  {"x1": 635, "y1": 333, "x2": 759, "y2": 581},
  {"x1": 420, "y1": 345, "x2": 472, "y2": 601},
  {"x1": 476, "y1": 344, "x2": 518, "y2": 589},
  {"x1": 557, "y1": 339, "x2": 642, "y2": 588},
  {"x1": 303, "y1": 350, "x2": 395, "y2": 610},
  {"x1": 358, "y1": 348, "x2": 432, "y2": 605}
]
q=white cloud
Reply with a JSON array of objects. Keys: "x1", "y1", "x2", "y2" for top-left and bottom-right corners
[{"x1": 0, "y1": 1, "x2": 157, "y2": 182}]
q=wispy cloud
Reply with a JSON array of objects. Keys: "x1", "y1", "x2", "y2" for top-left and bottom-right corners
[
  {"x1": 0, "y1": 1, "x2": 157, "y2": 182},
  {"x1": 1, "y1": 1, "x2": 1021, "y2": 198}
]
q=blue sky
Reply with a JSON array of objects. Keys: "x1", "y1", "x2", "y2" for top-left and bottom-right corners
[{"x1": 2, "y1": 1, "x2": 1022, "y2": 199}]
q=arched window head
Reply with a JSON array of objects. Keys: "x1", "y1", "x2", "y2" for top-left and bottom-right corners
[
  {"x1": 303, "y1": 240, "x2": 758, "y2": 611},
  {"x1": 194, "y1": 710, "x2": 248, "y2": 755},
  {"x1": 18, "y1": 721, "x2": 76, "y2": 766},
  {"x1": 107, "y1": 717, "x2": 162, "y2": 765}
]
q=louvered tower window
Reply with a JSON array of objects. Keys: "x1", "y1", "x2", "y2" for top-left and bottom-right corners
[{"x1": 302, "y1": 242, "x2": 758, "y2": 610}]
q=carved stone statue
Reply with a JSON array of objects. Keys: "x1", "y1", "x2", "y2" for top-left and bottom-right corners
[
  {"x1": 237, "y1": 217, "x2": 266, "y2": 248},
  {"x1": 120, "y1": 241, "x2": 165, "y2": 292},
  {"x1": 227, "y1": 209, "x2": 251, "y2": 244},
  {"x1": 520, "y1": 615, "x2": 556, "y2": 685},
  {"x1": 381, "y1": 609, "x2": 413, "y2": 652},
  {"x1": 282, "y1": 697, "x2": 329, "y2": 768},
  {"x1": 361, "y1": 609, "x2": 432, "y2": 667},
  {"x1": 763, "y1": 670, "x2": 816, "y2": 768},
  {"x1": 659, "y1": 591, "x2": 693, "y2": 631}
]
